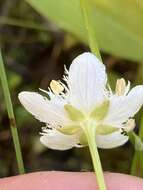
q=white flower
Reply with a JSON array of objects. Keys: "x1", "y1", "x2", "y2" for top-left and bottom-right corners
[{"x1": 18, "y1": 52, "x2": 143, "y2": 150}]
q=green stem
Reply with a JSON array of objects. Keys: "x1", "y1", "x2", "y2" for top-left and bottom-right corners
[
  {"x1": 0, "y1": 50, "x2": 25, "y2": 174},
  {"x1": 80, "y1": 0, "x2": 102, "y2": 61},
  {"x1": 139, "y1": 152, "x2": 143, "y2": 177},
  {"x1": 82, "y1": 121, "x2": 107, "y2": 190},
  {"x1": 80, "y1": 1, "x2": 106, "y2": 188},
  {"x1": 138, "y1": 117, "x2": 143, "y2": 177},
  {"x1": 130, "y1": 122, "x2": 143, "y2": 176},
  {"x1": 131, "y1": 151, "x2": 143, "y2": 177},
  {"x1": 130, "y1": 131, "x2": 138, "y2": 175},
  {"x1": 131, "y1": 152, "x2": 138, "y2": 176}
]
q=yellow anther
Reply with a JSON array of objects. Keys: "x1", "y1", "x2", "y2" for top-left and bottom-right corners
[
  {"x1": 125, "y1": 119, "x2": 135, "y2": 132},
  {"x1": 50, "y1": 80, "x2": 64, "y2": 95},
  {"x1": 115, "y1": 78, "x2": 126, "y2": 96}
]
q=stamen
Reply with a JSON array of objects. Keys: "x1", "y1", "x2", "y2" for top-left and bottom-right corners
[
  {"x1": 115, "y1": 78, "x2": 126, "y2": 96},
  {"x1": 124, "y1": 119, "x2": 135, "y2": 133},
  {"x1": 50, "y1": 80, "x2": 64, "y2": 95}
]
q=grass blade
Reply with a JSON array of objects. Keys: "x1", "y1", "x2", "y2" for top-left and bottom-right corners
[{"x1": 0, "y1": 49, "x2": 25, "y2": 174}]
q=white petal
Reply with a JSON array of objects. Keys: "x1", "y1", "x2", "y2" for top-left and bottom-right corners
[
  {"x1": 18, "y1": 91, "x2": 70, "y2": 126},
  {"x1": 68, "y1": 52, "x2": 107, "y2": 113},
  {"x1": 103, "y1": 85, "x2": 143, "y2": 126},
  {"x1": 96, "y1": 131, "x2": 129, "y2": 149},
  {"x1": 40, "y1": 129, "x2": 79, "y2": 150}
]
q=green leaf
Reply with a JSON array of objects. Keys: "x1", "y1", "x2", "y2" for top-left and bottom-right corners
[
  {"x1": 64, "y1": 104, "x2": 85, "y2": 121},
  {"x1": 90, "y1": 101, "x2": 109, "y2": 121},
  {"x1": 25, "y1": 0, "x2": 143, "y2": 61}
]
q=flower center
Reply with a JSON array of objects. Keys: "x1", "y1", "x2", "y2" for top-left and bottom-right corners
[{"x1": 60, "y1": 102, "x2": 117, "y2": 137}]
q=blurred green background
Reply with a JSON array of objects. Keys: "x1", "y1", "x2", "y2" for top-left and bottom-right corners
[{"x1": 0, "y1": 0, "x2": 143, "y2": 177}]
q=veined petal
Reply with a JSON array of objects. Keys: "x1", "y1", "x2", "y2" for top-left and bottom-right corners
[
  {"x1": 103, "y1": 85, "x2": 143, "y2": 126},
  {"x1": 68, "y1": 52, "x2": 107, "y2": 113},
  {"x1": 96, "y1": 131, "x2": 129, "y2": 149},
  {"x1": 18, "y1": 91, "x2": 70, "y2": 127},
  {"x1": 40, "y1": 129, "x2": 79, "y2": 150}
]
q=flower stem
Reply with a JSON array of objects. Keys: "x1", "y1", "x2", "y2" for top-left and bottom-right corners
[
  {"x1": 80, "y1": 0, "x2": 102, "y2": 61},
  {"x1": 80, "y1": 0, "x2": 106, "y2": 188},
  {"x1": 131, "y1": 150, "x2": 143, "y2": 177},
  {"x1": 130, "y1": 131, "x2": 138, "y2": 175},
  {"x1": 130, "y1": 151, "x2": 138, "y2": 175},
  {"x1": 0, "y1": 49, "x2": 25, "y2": 174},
  {"x1": 130, "y1": 127, "x2": 143, "y2": 176},
  {"x1": 82, "y1": 121, "x2": 107, "y2": 190}
]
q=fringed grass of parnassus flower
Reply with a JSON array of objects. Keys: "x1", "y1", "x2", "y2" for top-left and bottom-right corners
[
  {"x1": 18, "y1": 52, "x2": 143, "y2": 190},
  {"x1": 19, "y1": 52, "x2": 143, "y2": 150}
]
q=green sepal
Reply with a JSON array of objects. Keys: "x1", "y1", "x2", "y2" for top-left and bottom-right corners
[
  {"x1": 57, "y1": 125, "x2": 79, "y2": 135},
  {"x1": 64, "y1": 104, "x2": 85, "y2": 121},
  {"x1": 96, "y1": 124, "x2": 118, "y2": 135},
  {"x1": 90, "y1": 100, "x2": 109, "y2": 121},
  {"x1": 79, "y1": 132, "x2": 88, "y2": 146}
]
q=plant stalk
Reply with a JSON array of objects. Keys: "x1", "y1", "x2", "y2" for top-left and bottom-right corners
[
  {"x1": 82, "y1": 121, "x2": 107, "y2": 190},
  {"x1": 80, "y1": 0, "x2": 106, "y2": 189},
  {"x1": 0, "y1": 50, "x2": 25, "y2": 174},
  {"x1": 130, "y1": 121, "x2": 143, "y2": 177}
]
